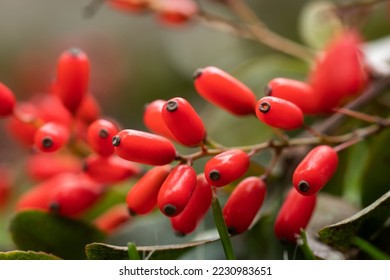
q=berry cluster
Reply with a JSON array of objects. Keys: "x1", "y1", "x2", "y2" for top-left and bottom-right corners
[{"x1": 0, "y1": 25, "x2": 372, "y2": 247}]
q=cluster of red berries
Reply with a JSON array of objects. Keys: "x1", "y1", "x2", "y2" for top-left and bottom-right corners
[
  {"x1": 106, "y1": 0, "x2": 199, "y2": 26},
  {"x1": 0, "y1": 26, "x2": 369, "y2": 244}
]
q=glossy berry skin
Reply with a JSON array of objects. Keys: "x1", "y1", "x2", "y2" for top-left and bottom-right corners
[
  {"x1": 126, "y1": 165, "x2": 171, "y2": 215},
  {"x1": 309, "y1": 30, "x2": 368, "y2": 112},
  {"x1": 143, "y1": 99, "x2": 177, "y2": 141},
  {"x1": 87, "y1": 119, "x2": 119, "y2": 157},
  {"x1": 56, "y1": 48, "x2": 90, "y2": 112},
  {"x1": 193, "y1": 66, "x2": 257, "y2": 116},
  {"x1": 266, "y1": 78, "x2": 318, "y2": 115},
  {"x1": 255, "y1": 96, "x2": 304, "y2": 130},
  {"x1": 112, "y1": 129, "x2": 177, "y2": 166},
  {"x1": 93, "y1": 204, "x2": 131, "y2": 234},
  {"x1": 156, "y1": 0, "x2": 198, "y2": 25},
  {"x1": 170, "y1": 175, "x2": 212, "y2": 236},
  {"x1": 274, "y1": 188, "x2": 317, "y2": 243},
  {"x1": 84, "y1": 154, "x2": 141, "y2": 184},
  {"x1": 293, "y1": 145, "x2": 338, "y2": 196},
  {"x1": 34, "y1": 122, "x2": 70, "y2": 153},
  {"x1": 157, "y1": 164, "x2": 197, "y2": 217},
  {"x1": 204, "y1": 149, "x2": 250, "y2": 187},
  {"x1": 48, "y1": 173, "x2": 104, "y2": 218},
  {"x1": 0, "y1": 82, "x2": 16, "y2": 117},
  {"x1": 162, "y1": 97, "x2": 206, "y2": 146},
  {"x1": 223, "y1": 177, "x2": 267, "y2": 235}
]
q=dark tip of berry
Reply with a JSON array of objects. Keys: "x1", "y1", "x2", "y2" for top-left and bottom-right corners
[
  {"x1": 128, "y1": 208, "x2": 137, "y2": 217},
  {"x1": 227, "y1": 226, "x2": 238, "y2": 235},
  {"x1": 99, "y1": 129, "x2": 109, "y2": 139},
  {"x1": 41, "y1": 137, "x2": 53, "y2": 149},
  {"x1": 264, "y1": 85, "x2": 272, "y2": 96},
  {"x1": 166, "y1": 100, "x2": 179, "y2": 112},
  {"x1": 298, "y1": 180, "x2": 310, "y2": 193},
  {"x1": 112, "y1": 135, "x2": 121, "y2": 146},
  {"x1": 163, "y1": 204, "x2": 177, "y2": 216},
  {"x1": 209, "y1": 170, "x2": 221, "y2": 181},
  {"x1": 259, "y1": 101, "x2": 271, "y2": 113},
  {"x1": 192, "y1": 68, "x2": 203, "y2": 80},
  {"x1": 175, "y1": 231, "x2": 186, "y2": 238},
  {"x1": 82, "y1": 161, "x2": 89, "y2": 172},
  {"x1": 49, "y1": 202, "x2": 60, "y2": 214}
]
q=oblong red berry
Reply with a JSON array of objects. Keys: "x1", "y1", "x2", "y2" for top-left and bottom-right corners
[
  {"x1": 156, "y1": 0, "x2": 198, "y2": 25},
  {"x1": 157, "y1": 164, "x2": 197, "y2": 217},
  {"x1": 0, "y1": 82, "x2": 16, "y2": 117},
  {"x1": 87, "y1": 119, "x2": 119, "y2": 157},
  {"x1": 274, "y1": 188, "x2": 317, "y2": 243},
  {"x1": 162, "y1": 97, "x2": 206, "y2": 146},
  {"x1": 48, "y1": 173, "x2": 104, "y2": 217},
  {"x1": 193, "y1": 66, "x2": 257, "y2": 116},
  {"x1": 34, "y1": 122, "x2": 70, "y2": 153},
  {"x1": 126, "y1": 165, "x2": 171, "y2": 215},
  {"x1": 293, "y1": 145, "x2": 338, "y2": 196},
  {"x1": 266, "y1": 78, "x2": 319, "y2": 115},
  {"x1": 93, "y1": 204, "x2": 131, "y2": 234},
  {"x1": 107, "y1": 0, "x2": 149, "y2": 13},
  {"x1": 76, "y1": 93, "x2": 101, "y2": 124},
  {"x1": 112, "y1": 129, "x2": 177, "y2": 165},
  {"x1": 204, "y1": 149, "x2": 250, "y2": 187},
  {"x1": 143, "y1": 99, "x2": 177, "y2": 141},
  {"x1": 84, "y1": 154, "x2": 141, "y2": 184},
  {"x1": 56, "y1": 48, "x2": 90, "y2": 112},
  {"x1": 223, "y1": 176, "x2": 267, "y2": 235},
  {"x1": 309, "y1": 29, "x2": 368, "y2": 112},
  {"x1": 0, "y1": 167, "x2": 12, "y2": 209},
  {"x1": 255, "y1": 96, "x2": 304, "y2": 130},
  {"x1": 170, "y1": 175, "x2": 212, "y2": 236}
]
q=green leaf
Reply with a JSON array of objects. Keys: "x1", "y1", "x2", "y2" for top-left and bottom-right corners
[
  {"x1": 0, "y1": 250, "x2": 61, "y2": 260},
  {"x1": 318, "y1": 191, "x2": 390, "y2": 252},
  {"x1": 9, "y1": 210, "x2": 106, "y2": 259},
  {"x1": 85, "y1": 238, "x2": 219, "y2": 260},
  {"x1": 298, "y1": 1, "x2": 343, "y2": 49}
]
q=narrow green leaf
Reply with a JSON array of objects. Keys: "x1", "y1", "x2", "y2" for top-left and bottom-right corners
[
  {"x1": 9, "y1": 210, "x2": 106, "y2": 259},
  {"x1": 0, "y1": 250, "x2": 61, "y2": 260},
  {"x1": 352, "y1": 236, "x2": 390, "y2": 260},
  {"x1": 127, "y1": 242, "x2": 141, "y2": 260},
  {"x1": 85, "y1": 239, "x2": 219, "y2": 260},
  {"x1": 298, "y1": 230, "x2": 317, "y2": 260},
  {"x1": 211, "y1": 194, "x2": 235, "y2": 260},
  {"x1": 318, "y1": 191, "x2": 390, "y2": 252}
]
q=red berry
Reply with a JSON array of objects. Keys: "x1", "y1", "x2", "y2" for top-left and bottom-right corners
[
  {"x1": 107, "y1": 0, "x2": 149, "y2": 13},
  {"x1": 255, "y1": 96, "x2": 304, "y2": 130},
  {"x1": 87, "y1": 119, "x2": 119, "y2": 157},
  {"x1": 204, "y1": 149, "x2": 250, "y2": 187},
  {"x1": 223, "y1": 176, "x2": 267, "y2": 235},
  {"x1": 274, "y1": 188, "x2": 317, "y2": 243},
  {"x1": 162, "y1": 97, "x2": 206, "y2": 146},
  {"x1": 309, "y1": 29, "x2": 368, "y2": 112},
  {"x1": 157, "y1": 164, "x2": 197, "y2": 217},
  {"x1": 155, "y1": 0, "x2": 198, "y2": 25},
  {"x1": 26, "y1": 153, "x2": 82, "y2": 181},
  {"x1": 112, "y1": 129, "x2": 177, "y2": 166},
  {"x1": 48, "y1": 173, "x2": 103, "y2": 217},
  {"x1": 266, "y1": 78, "x2": 319, "y2": 115},
  {"x1": 93, "y1": 204, "x2": 131, "y2": 234},
  {"x1": 193, "y1": 66, "x2": 257, "y2": 116},
  {"x1": 170, "y1": 174, "x2": 212, "y2": 236},
  {"x1": 126, "y1": 165, "x2": 171, "y2": 215},
  {"x1": 56, "y1": 48, "x2": 90, "y2": 112},
  {"x1": 143, "y1": 99, "x2": 177, "y2": 141},
  {"x1": 0, "y1": 82, "x2": 16, "y2": 117},
  {"x1": 0, "y1": 167, "x2": 12, "y2": 209},
  {"x1": 34, "y1": 122, "x2": 70, "y2": 153},
  {"x1": 33, "y1": 94, "x2": 73, "y2": 127},
  {"x1": 84, "y1": 154, "x2": 141, "y2": 184},
  {"x1": 293, "y1": 145, "x2": 338, "y2": 196},
  {"x1": 76, "y1": 93, "x2": 101, "y2": 124}
]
